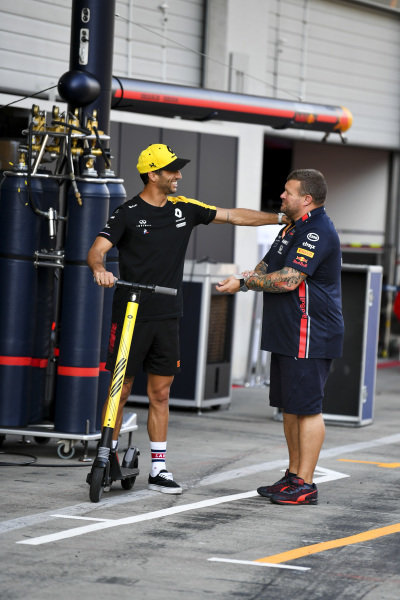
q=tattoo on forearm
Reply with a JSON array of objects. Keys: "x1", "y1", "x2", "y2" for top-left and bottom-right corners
[
  {"x1": 254, "y1": 261, "x2": 268, "y2": 275},
  {"x1": 254, "y1": 260, "x2": 268, "y2": 275},
  {"x1": 246, "y1": 267, "x2": 306, "y2": 293}
]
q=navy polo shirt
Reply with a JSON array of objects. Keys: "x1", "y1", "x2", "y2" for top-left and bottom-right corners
[{"x1": 261, "y1": 206, "x2": 344, "y2": 358}]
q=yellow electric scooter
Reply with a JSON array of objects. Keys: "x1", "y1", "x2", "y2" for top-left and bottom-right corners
[{"x1": 87, "y1": 279, "x2": 177, "y2": 503}]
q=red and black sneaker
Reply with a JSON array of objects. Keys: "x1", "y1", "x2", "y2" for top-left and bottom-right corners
[
  {"x1": 257, "y1": 469, "x2": 296, "y2": 498},
  {"x1": 270, "y1": 476, "x2": 318, "y2": 505}
]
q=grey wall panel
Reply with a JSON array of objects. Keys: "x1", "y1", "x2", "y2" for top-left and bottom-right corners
[
  {"x1": 110, "y1": 0, "x2": 204, "y2": 86},
  {"x1": 196, "y1": 134, "x2": 237, "y2": 262},
  {"x1": 0, "y1": 0, "x2": 204, "y2": 98},
  {"x1": 0, "y1": 4, "x2": 70, "y2": 94},
  {"x1": 161, "y1": 129, "x2": 198, "y2": 198},
  {"x1": 161, "y1": 129, "x2": 199, "y2": 260},
  {"x1": 266, "y1": 0, "x2": 400, "y2": 148},
  {"x1": 119, "y1": 123, "x2": 162, "y2": 199},
  {"x1": 292, "y1": 139, "x2": 389, "y2": 247}
]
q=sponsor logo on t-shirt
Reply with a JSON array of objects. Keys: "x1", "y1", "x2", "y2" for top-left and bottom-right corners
[
  {"x1": 136, "y1": 219, "x2": 152, "y2": 234},
  {"x1": 307, "y1": 232, "x2": 319, "y2": 242},
  {"x1": 293, "y1": 256, "x2": 308, "y2": 267},
  {"x1": 175, "y1": 207, "x2": 187, "y2": 228},
  {"x1": 297, "y1": 247, "x2": 314, "y2": 258}
]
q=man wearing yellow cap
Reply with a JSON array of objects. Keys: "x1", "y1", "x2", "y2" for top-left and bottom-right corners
[{"x1": 88, "y1": 143, "x2": 287, "y2": 494}]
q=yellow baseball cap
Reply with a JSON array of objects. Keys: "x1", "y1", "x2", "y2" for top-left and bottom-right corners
[{"x1": 136, "y1": 144, "x2": 190, "y2": 174}]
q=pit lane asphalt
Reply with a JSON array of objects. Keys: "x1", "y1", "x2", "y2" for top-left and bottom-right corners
[{"x1": 0, "y1": 365, "x2": 399, "y2": 600}]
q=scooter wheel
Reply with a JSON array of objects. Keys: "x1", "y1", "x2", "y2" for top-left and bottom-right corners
[
  {"x1": 89, "y1": 466, "x2": 105, "y2": 502},
  {"x1": 121, "y1": 476, "x2": 136, "y2": 490}
]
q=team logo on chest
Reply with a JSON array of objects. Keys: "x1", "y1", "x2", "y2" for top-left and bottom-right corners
[
  {"x1": 136, "y1": 218, "x2": 151, "y2": 235},
  {"x1": 175, "y1": 207, "x2": 186, "y2": 228}
]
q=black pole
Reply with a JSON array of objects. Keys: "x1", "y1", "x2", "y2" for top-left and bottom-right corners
[{"x1": 68, "y1": 0, "x2": 116, "y2": 137}]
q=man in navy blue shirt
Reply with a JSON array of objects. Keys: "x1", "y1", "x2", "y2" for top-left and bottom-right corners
[{"x1": 216, "y1": 169, "x2": 344, "y2": 505}]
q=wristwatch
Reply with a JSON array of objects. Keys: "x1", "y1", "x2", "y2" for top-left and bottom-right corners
[
  {"x1": 239, "y1": 278, "x2": 249, "y2": 292},
  {"x1": 277, "y1": 212, "x2": 285, "y2": 225}
]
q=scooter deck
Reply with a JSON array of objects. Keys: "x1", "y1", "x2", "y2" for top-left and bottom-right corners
[
  {"x1": 120, "y1": 466, "x2": 140, "y2": 479},
  {"x1": 109, "y1": 447, "x2": 140, "y2": 481}
]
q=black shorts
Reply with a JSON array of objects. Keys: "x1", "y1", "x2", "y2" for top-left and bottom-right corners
[
  {"x1": 106, "y1": 318, "x2": 181, "y2": 378},
  {"x1": 269, "y1": 353, "x2": 332, "y2": 415}
]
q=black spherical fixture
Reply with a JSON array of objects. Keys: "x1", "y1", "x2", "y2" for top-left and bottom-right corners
[{"x1": 57, "y1": 70, "x2": 101, "y2": 107}]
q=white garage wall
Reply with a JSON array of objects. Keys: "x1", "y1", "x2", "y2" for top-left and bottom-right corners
[{"x1": 0, "y1": 0, "x2": 204, "y2": 98}]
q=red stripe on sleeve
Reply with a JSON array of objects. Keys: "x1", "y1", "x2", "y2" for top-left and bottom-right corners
[{"x1": 298, "y1": 281, "x2": 309, "y2": 358}]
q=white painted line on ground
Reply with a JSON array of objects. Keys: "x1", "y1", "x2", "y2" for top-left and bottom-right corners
[
  {"x1": 208, "y1": 556, "x2": 310, "y2": 571},
  {"x1": 313, "y1": 465, "x2": 349, "y2": 484},
  {"x1": 0, "y1": 489, "x2": 152, "y2": 535},
  {"x1": 17, "y1": 466, "x2": 348, "y2": 546},
  {"x1": 319, "y1": 433, "x2": 400, "y2": 458},
  {"x1": 51, "y1": 514, "x2": 113, "y2": 522},
  {"x1": 200, "y1": 433, "x2": 400, "y2": 486},
  {"x1": 208, "y1": 557, "x2": 310, "y2": 571},
  {"x1": 17, "y1": 491, "x2": 257, "y2": 546}
]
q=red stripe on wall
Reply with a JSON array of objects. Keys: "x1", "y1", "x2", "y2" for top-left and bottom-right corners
[{"x1": 116, "y1": 90, "x2": 297, "y2": 119}]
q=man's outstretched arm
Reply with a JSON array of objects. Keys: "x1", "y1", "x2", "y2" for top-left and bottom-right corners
[{"x1": 212, "y1": 207, "x2": 288, "y2": 226}]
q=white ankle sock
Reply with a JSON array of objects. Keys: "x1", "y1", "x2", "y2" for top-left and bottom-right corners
[{"x1": 150, "y1": 441, "x2": 167, "y2": 476}]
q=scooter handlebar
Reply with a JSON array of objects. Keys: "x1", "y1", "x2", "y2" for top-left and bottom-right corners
[
  {"x1": 153, "y1": 285, "x2": 177, "y2": 296},
  {"x1": 115, "y1": 279, "x2": 177, "y2": 296}
]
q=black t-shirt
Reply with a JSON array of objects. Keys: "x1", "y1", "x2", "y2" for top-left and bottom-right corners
[{"x1": 98, "y1": 195, "x2": 217, "y2": 320}]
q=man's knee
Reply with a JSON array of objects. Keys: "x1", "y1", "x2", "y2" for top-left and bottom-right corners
[{"x1": 147, "y1": 375, "x2": 173, "y2": 405}]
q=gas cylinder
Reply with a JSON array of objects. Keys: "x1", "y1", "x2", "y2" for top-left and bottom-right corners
[
  {"x1": 54, "y1": 177, "x2": 109, "y2": 434},
  {"x1": 95, "y1": 173, "x2": 126, "y2": 429},
  {"x1": 0, "y1": 169, "x2": 42, "y2": 426},
  {"x1": 29, "y1": 173, "x2": 61, "y2": 424}
]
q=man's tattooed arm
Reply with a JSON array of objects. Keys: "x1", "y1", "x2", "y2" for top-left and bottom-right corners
[
  {"x1": 254, "y1": 260, "x2": 268, "y2": 275},
  {"x1": 246, "y1": 266, "x2": 307, "y2": 293},
  {"x1": 241, "y1": 260, "x2": 268, "y2": 279}
]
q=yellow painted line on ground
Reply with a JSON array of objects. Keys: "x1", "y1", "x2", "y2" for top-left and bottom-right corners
[
  {"x1": 256, "y1": 523, "x2": 400, "y2": 564},
  {"x1": 338, "y1": 459, "x2": 400, "y2": 468}
]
